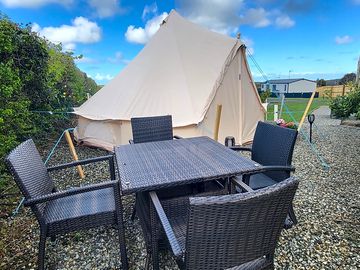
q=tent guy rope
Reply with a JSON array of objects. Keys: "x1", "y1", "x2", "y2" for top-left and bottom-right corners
[{"x1": 246, "y1": 48, "x2": 330, "y2": 170}]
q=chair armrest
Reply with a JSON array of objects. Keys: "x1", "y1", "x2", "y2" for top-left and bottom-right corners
[
  {"x1": 231, "y1": 178, "x2": 254, "y2": 192},
  {"x1": 229, "y1": 146, "x2": 252, "y2": 152},
  {"x1": 173, "y1": 135, "x2": 183, "y2": 139},
  {"x1": 244, "y1": 165, "x2": 295, "y2": 176},
  {"x1": 129, "y1": 139, "x2": 134, "y2": 144},
  {"x1": 24, "y1": 180, "x2": 119, "y2": 206},
  {"x1": 47, "y1": 155, "x2": 114, "y2": 172},
  {"x1": 149, "y1": 191, "x2": 183, "y2": 258}
]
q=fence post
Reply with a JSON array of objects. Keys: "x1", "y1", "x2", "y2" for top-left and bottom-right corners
[
  {"x1": 274, "y1": 104, "x2": 279, "y2": 121},
  {"x1": 298, "y1": 91, "x2": 316, "y2": 131},
  {"x1": 64, "y1": 130, "x2": 85, "y2": 179},
  {"x1": 213, "y1": 104, "x2": 222, "y2": 141},
  {"x1": 342, "y1": 85, "x2": 345, "y2": 96}
]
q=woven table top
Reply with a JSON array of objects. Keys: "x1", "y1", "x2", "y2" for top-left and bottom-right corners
[{"x1": 115, "y1": 136, "x2": 260, "y2": 194}]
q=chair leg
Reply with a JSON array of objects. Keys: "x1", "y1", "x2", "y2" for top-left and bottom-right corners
[
  {"x1": 145, "y1": 252, "x2": 151, "y2": 270},
  {"x1": 176, "y1": 258, "x2": 186, "y2": 270},
  {"x1": 150, "y1": 201, "x2": 159, "y2": 270},
  {"x1": 284, "y1": 204, "x2": 298, "y2": 229},
  {"x1": 38, "y1": 229, "x2": 47, "y2": 270},
  {"x1": 288, "y1": 204, "x2": 297, "y2": 225},
  {"x1": 131, "y1": 206, "x2": 137, "y2": 221},
  {"x1": 131, "y1": 194, "x2": 138, "y2": 221},
  {"x1": 243, "y1": 174, "x2": 250, "y2": 185},
  {"x1": 116, "y1": 207, "x2": 129, "y2": 270}
]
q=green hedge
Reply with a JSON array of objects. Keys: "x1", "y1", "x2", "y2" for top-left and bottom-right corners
[{"x1": 0, "y1": 15, "x2": 98, "y2": 181}]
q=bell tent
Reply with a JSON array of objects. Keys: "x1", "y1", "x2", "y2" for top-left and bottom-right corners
[{"x1": 74, "y1": 10, "x2": 265, "y2": 151}]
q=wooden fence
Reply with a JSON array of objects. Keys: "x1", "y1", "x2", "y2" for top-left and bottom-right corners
[{"x1": 316, "y1": 85, "x2": 351, "y2": 98}]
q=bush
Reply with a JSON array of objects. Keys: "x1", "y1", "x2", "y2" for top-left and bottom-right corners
[
  {"x1": 0, "y1": 15, "x2": 98, "y2": 181},
  {"x1": 259, "y1": 89, "x2": 271, "y2": 103},
  {"x1": 356, "y1": 105, "x2": 360, "y2": 120},
  {"x1": 330, "y1": 84, "x2": 360, "y2": 118}
]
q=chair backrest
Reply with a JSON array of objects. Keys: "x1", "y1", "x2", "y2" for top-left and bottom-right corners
[
  {"x1": 185, "y1": 177, "x2": 299, "y2": 270},
  {"x1": 5, "y1": 139, "x2": 55, "y2": 222},
  {"x1": 252, "y1": 121, "x2": 298, "y2": 180},
  {"x1": 131, "y1": 115, "x2": 173, "y2": 144}
]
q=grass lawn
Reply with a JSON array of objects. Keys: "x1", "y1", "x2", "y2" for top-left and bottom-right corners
[{"x1": 265, "y1": 97, "x2": 330, "y2": 123}]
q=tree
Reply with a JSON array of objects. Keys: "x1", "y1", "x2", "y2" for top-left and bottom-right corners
[
  {"x1": 339, "y1": 73, "x2": 356, "y2": 85},
  {"x1": 259, "y1": 89, "x2": 271, "y2": 102},
  {"x1": 0, "y1": 16, "x2": 48, "y2": 173},
  {"x1": 46, "y1": 43, "x2": 98, "y2": 110},
  {"x1": 316, "y1": 78, "x2": 326, "y2": 87},
  {"x1": 0, "y1": 15, "x2": 98, "y2": 177}
]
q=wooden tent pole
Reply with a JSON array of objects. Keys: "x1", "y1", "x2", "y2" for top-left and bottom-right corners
[
  {"x1": 214, "y1": 104, "x2": 222, "y2": 141},
  {"x1": 64, "y1": 130, "x2": 85, "y2": 179},
  {"x1": 297, "y1": 91, "x2": 316, "y2": 132}
]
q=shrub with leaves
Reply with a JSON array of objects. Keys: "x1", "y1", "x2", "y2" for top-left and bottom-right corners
[
  {"x1": 259, "y1": 89, "x2": 271, "y2": 103},
  {"x1": 0, "y1": 16, "x2": 48, "y2": 175},
  {"x1": 330, "y1": 84, "x2": 360, "y2": 119},
  {"x1": 0, "y1": 15, "x2": 98, "y2": 185}
]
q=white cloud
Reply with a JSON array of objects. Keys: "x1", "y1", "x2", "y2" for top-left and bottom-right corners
[
  {"x1": 240, "y1": 8, "x2": 271, "y2": 28},
  {"x1": 275, "y1": 15, "x2": 295, "y2": 28},
  {"x1": 125, "y1": 12, "x2": 168, "y2": 44},
  {"x1": 335, "y1": 35, "x2": 353, "y2": 45},
  {"x1": 31, "y1": 23, "x2": 41, "y2": 33},
  {"x1": 75, "y1": 56, "x2": 95, "y2": 64},
  {"x1": 176, "y1": 0, "x2": 243, "y2": 34},
  {"x1": 176, "y1": 0, "x2": 296, "y2": 33},
  {"x1": 94, "y1": 73, "x2": 114, "y2": 81},
  {"x1": 63, "y1": 43, "x2": 76, "y2": 51},
  {"x1": 32, "y1": 17, "x2": 101, "y2": 50},
  {"x1": 0, "y1": 0, "x2": 72, "y2": 8},
  {"x1": 107, "y1": 51, "x2": 130, "y2": 64},
  {"x1": 142, "y1": 3, "x2": 158, "y2": 20},
  {"x1": 88, "y1": 0, "x2": 124, "y2": 18}
]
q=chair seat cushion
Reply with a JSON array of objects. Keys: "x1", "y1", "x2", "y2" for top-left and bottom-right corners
[
  {"x1": 44, "y1": 188, "x2": 116, "y2": 235},
  {"x1": 248, "y1": 173, "x2": 278, "y2": 190}
]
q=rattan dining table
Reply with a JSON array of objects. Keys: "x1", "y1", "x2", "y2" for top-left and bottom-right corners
[{"x1": 114, "y1": 136, "x2": 261, "y2": 269}]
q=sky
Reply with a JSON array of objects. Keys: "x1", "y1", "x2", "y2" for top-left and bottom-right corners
[{"x1": 1, "y1": 0, "x2": 359, "y2": 84}]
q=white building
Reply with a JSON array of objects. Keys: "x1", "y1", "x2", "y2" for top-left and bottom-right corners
[{"x1": 261, "y1": 78, "x2": 316, "y2": 94}]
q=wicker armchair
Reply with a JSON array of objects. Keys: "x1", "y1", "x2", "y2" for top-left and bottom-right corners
[
  {"x1": 5, "y1": 139, "x2": 126, "y2": 270},
  {"x1": 129, "y1": 115, "x2": 195, "y2": 220},
  {"x1": 150, "y1": 177, "x2": 299, "y2": 270},
  {"x1": 129, "y1": 116, "x2": 227, "y2": 267},
  {"x1": 130, "y1": 115, "x2": 182, "y2": 144},
  {"x1": 230, "y1": 121, "x2": 298, "y2": 227}
]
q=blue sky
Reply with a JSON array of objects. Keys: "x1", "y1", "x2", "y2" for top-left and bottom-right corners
[{"x1": 1, "y1": 0, "x2": 359, "y2": 84}]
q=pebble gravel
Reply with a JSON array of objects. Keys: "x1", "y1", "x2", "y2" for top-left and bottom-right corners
[{"x1": 1, "y1": 106, "x2": 359, "y2": 269}]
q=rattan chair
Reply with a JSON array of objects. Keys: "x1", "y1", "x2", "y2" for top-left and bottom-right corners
[
  {"x1": 130, "y1": 115, "x2": 182, "y2": 144},
  {"x1": 129, "y1": 115, "x2": 194, "y2": 220},
  {"x1": 230, "y1": 121, "x2": 298, "y2": 227},
  {"x1": 5, "y1": 139, "x2": 125, "y2": 270},
  {"x1": 129, "y1": 116, "x2": 227, "y2": 268},
  {"x1": 150, "y1": 177, "x2": 299, "y2": 270}
]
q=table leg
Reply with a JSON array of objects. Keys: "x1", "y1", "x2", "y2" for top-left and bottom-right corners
[
  {"x1": 115, "y1": 191, "x2": 129, "y2": 270},
  {"x1": 150, "y1": 199, "x2": 160, "y2": 270}
]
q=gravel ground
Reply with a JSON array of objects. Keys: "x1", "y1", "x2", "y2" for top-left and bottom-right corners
[{"x1": 1, "y1": 106, "x2": 359, "y2": 269}]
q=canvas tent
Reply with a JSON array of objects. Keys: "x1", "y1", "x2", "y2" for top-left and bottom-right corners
[{"x1": 74, "y1": 10, "x2": 265, "y2": 151}]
